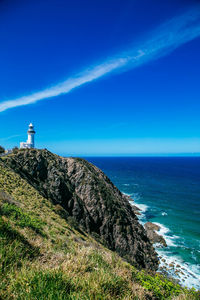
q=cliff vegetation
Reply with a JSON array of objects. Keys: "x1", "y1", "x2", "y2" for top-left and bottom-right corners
[{"x1": 0, "y1": 149, "x2": 199, "y2": 299}]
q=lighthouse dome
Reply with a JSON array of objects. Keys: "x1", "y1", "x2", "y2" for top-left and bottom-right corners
[{"x1": 27, "y1": 123, "x2": 36, "y2": 134}]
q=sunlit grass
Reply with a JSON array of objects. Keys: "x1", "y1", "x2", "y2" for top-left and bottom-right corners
[{"x1": 0, "y1": 159, "x2": 199, "y2": 299}]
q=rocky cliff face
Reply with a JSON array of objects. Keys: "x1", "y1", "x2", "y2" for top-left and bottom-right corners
[{"x1": 4, "y1": 149, "x2": 158, "y2": 270}]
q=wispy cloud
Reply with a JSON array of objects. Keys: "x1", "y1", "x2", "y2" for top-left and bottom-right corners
[
  {"x1": 1, "y1": 6, "x2": 200, "y2": 113},
  {"x1": 0, "y1": 134, "x2": 22, "y2": 142}
]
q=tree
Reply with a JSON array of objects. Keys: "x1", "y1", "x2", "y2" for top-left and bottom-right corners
[{"x1": 0, "y1": 146, "x2": 5, "y2": 154}]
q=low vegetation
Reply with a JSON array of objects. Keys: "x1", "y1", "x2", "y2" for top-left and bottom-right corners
[
  {"x1": 0, "y1": 159, "x2": 199, "y2": 299},
  {"x1": 0, "y1": 146, "x2": 5, "y2": 154},
  {"x1": 0, "y1": 202, "x2": 45, "y2": 235}
]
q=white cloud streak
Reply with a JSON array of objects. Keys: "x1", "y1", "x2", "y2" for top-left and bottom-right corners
[
  {"x1": 0, "y1": 134, "x2": 22, "y2": 141},
  {"x1": 1, "y1": 6, "x2": 200, "y2": 113}
]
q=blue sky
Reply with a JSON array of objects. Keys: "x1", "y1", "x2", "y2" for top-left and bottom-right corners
[{"x1": 0, "y1": 0, "x2": 200, "y2": 156}]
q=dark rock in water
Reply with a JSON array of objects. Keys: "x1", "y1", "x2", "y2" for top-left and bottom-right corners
[
  {"x1": 132, "y1": 206, "x2": 142, "y2": 215},
  {"x1": 144, "y1": 222, "x2": 167, "y2": 247},
  {"x1": 122, "y1": 194, "x2": 141, "y2": 215},
  {"x1": 3, "y1": 148, "x2": 158, "y2": 271}
]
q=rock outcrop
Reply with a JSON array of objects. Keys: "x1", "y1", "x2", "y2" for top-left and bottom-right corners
[
  {"x1": 122, "y1": 194, "x2": 142, "y2": 215},
  {"x1": 144, "y1": 222, "x2": 167, "y2": 247},
  {"x1": 3, "y1": 149, "x2": 158, "y2": 270}
]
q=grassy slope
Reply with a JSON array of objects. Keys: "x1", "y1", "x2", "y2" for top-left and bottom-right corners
[{"x1": 0, "y1": 160, "x2": 199, "y2": 300}]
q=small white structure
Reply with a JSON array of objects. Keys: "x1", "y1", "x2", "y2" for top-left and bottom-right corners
[
  {"x1": 20, "y1": 123, "x2": 36, "y2": 149},
  {"x1": 5, "y1": 149, "x2": 12, "y2": 154}
]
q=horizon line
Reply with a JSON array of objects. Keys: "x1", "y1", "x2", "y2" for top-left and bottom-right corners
[{"x1": 63, "y1": 153, "x2": 200, "y2": 158}]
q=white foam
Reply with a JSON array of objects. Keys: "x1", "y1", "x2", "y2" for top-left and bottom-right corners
[
  {"x1": 122, "y1": 192, "x2": 149, "y2": 224},
  {"x1": 122, "y1": 192, "x2": 131, "y2": 196},
  {"x1": 122, "y1": 194, "x2": 200, "y2": 289},
  {"x1": 122, "y1": 192, "x2": 148, "y2": 212},
  {"x1": 154, "y1": 222, "x2": 170, "y2": 235},
  {"x1": 154, "y1": 222, "x2": 178, "y2": 247},
  {"x1": 134, "y1": 202, "x2": 149, "y2": 213},
  {"x1": 155, "y1": 224, "x2": 200, "y2": 289},
  {"x1": 123, "y1": 183, "x2": 130, "y2": 186},
  {"x1": 161, "y1": 212, "x2": 168, "y2": 216},
  {"x1": 158, "y1": 250, "x2": 200, "y2": 290}
]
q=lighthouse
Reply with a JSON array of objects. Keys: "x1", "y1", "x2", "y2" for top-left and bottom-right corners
[
  {"x1": 20, "y1": 123, "x2": 36, "y2": 149},
  {"x1": 27, "y1": 123, "x2": 36, "y2": 148}
]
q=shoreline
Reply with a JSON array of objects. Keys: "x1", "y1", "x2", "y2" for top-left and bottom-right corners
[{"x1": 123, "y1": 193, "x2": 200, "y2": 290}]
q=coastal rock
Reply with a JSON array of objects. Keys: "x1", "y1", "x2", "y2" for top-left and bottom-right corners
[
  {"x1": 122, "y1": 194, "x2": 141, "y2": 215},
  {"x1": 145, "y1": 222, "x2": 161, "y2": 232},
  {"x1": 144, "y1": 222, "x2": 167, "y2": 247},
  {"x1": 3, "y1": 149, "x2": 159, "y2": 271}
]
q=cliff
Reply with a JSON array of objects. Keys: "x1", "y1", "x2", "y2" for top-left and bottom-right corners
[
  {"x1": 0, "y1": 150, "x2": 198, "y2": 299},
  {"x1": 3, "y1": 149, "x2": 158, "y2": 270}
]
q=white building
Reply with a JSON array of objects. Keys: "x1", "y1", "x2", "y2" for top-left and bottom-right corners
[
  {"x1": 20, "y1": 123, "x2": 36, "y2": 149},
  {"x1": 5, "y1": 149, "x2": 12, "y2": 154}
]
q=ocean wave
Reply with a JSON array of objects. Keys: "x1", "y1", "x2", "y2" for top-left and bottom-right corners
[
  {"x1": 126, "y1": 196, "x2": 180, "y2": 248},
  {"x1": 121, "y1": 187, "x2": 200, "y2": 290},
  {"x1": 161, "y1": 212, "x2": 168, "y2": 216},
  {"x1": 122, "y1": 191, "x2": 145, "y2": 206},
  {"x1": 124, "y1": 194, "x2": 149, "y2": 213},
  {"x1": 154, "y1": 222, "x2": 179, "y2": 247},
  {"x1": 122, "y1": 191, "x2": 200, "y2": 289},
  {"x1": 122, "y1": 191, "x2": 149, "y2": 219},
  {"x1": 151, "y1": 222, "x2": 200, "y2": 288},
  {"x1": 134, "y1": 202, "x2": 149, "y2": 213},
  {"x1": 122, "y1": 192, "x2": 132, "y2": 196},
  {"x1": 157, "y1": 250, "x2": 200, "y2": 290}
]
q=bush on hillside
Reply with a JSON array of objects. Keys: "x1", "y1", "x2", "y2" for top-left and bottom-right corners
[
  {"x1": 0, "y1": 146, "x2": 5, "y2": 154},
  {"x1": 12, "y1": 147, "x2": 18, "y2": 154}
]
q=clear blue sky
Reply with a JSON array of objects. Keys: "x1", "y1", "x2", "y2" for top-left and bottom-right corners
[{"x1": 0, "y1": 0, "x2": 200, "y2": 156}]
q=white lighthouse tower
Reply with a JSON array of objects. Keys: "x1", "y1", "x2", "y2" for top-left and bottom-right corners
[
  {"x1": 20, "y1": 123, "x2": 36, "y2": 149},
  {"x1": 27, "y1": 123, "x2": 35, "y2": 148}
]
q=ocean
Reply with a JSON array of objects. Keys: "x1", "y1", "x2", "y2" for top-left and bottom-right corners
[{"x1": 86, "y1": 157, "x2": 200, "y2": 290}]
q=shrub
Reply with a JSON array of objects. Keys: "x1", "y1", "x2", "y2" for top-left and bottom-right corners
[
  {"x1": 0, "y1": 146, "x2": 5, "y2": 154},
  {"x1": 133, "y1": 270, "x2": 198, "y2": 300},
  {"x1": 12, "y1": 146, "x2": 18, "y2": 154}
]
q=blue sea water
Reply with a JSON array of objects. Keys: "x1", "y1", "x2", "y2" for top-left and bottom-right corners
[{"x1": 86, "y1": 157, "x2": 200, "y2": 289}]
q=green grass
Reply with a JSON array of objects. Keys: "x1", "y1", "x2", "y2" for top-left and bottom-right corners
[
  {"x1": 100, "y1": 274, "x2": 129, "y2": 298},
  {"x1": 133, "y1": 269, "x2": 199, "y2": 300},
  {"x1": 11, "y1": 270, "x2": 75, "y2": 300},
  {"x1": 0, "y1": 202, "x2": 45, "y2": 235},
  {"x1": 88, "y1": 252, "x2": 110, "y2": 270},
  {"x1": 0, "y1": 216, "x2": 40, "y2": 298},
  {"x1": 0, "y1": 217, "x2": 39, "y2": 275},
  {"x1": 0, "y1": 159, "x2": 199, "y2": 299}
]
